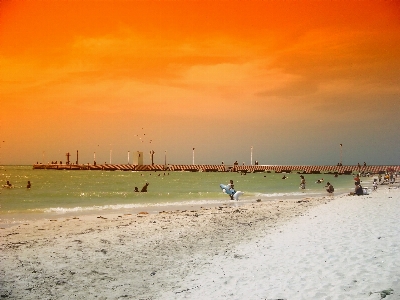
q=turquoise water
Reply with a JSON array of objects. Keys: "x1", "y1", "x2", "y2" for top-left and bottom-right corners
[{"x1": 0, "y1": 166, "x2": 369, "y2": 220}]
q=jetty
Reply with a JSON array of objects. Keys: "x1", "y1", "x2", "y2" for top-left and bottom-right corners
[{"x1": 32, "y1": 163, "x2": 400, "y2": 175}]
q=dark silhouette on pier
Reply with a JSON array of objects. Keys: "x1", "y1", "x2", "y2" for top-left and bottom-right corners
[{"x1": 32, "y1": 163, "x2": 400, "y2": 175}]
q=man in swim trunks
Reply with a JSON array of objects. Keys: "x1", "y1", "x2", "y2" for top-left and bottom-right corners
[{"x1": 227, "y1": 179, "x2": 235, "y2": 200}]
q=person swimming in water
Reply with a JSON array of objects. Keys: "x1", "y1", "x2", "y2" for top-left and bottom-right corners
[
  {"x1": 3, "y1": 181, "x2": 13, "y2": 188},
  {"x1": 141, "y1": 182, "x2": 149, "y2": 192}
]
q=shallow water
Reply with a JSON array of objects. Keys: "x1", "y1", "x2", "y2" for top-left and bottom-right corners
[{"x1": 0, "y1": 165, "x2": 368, "y2": 222}]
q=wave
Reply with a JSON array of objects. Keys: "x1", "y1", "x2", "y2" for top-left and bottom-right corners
[
  {"x1": 43, "y1": 191, "x2": 326, "y2": 214},
  {"x1": 255, "y1": 191, "x2": 322, "y2": 198},
  {"x1": 43, "y1": 198, "x2": 229, "y2": 214}
]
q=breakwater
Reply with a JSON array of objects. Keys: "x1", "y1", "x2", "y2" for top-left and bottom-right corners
[{"x1": 32, "y1": 163, "x2": 400, "y2": 174}]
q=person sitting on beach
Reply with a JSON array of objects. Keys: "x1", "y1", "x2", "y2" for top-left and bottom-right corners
[
  {"x1": 134, "y1": 187, "x2": 139, "y2": 192},
  {"x1": 349, "y1": 182, "x2": 363, "y2": 196},
  {"x1": 141, "y1": 182, "x2": 149, "y2": 192},
  {"x1": 355, "y1": 183, "x2": 363, "y2": 195},
  {"x1": 351, "y1": 182, "x2": 363, "y2": 196},
  {"x1": 381, "y1": 174, "x2": 389, "y2": 184},
  {"x1": 325, "y1": 182, "x2": 334, "y2": 193}
]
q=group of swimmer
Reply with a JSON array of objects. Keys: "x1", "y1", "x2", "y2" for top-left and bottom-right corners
[
  {"x1": 134, "y1": 172, "x2": 172, "y2": 192},
  {"x1": 284, "y1": 175, "x2": 334, "y2": 193},
  {"x1": 2, "y1": 180, "x2": 31, "y2": 189},
  {"x1": 134, "y1": 182, "x2": 149, "y2": 192},
  {"x1": 4, "y1": 179, "x2": 151, "y2": 193},
  {"x1": 314, "y1": 177, "x2": 334, "y2": 193},
  {"x1": 300, "y1": 175, "x2": 334, "y2": 193},
  {"x1": 5, "y1": 171, "x2": 395, "y2": 200}
]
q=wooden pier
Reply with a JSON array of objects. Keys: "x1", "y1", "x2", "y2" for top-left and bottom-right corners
[{"x1": 32, "y1": 163, "x2": 400, "y2": 174}]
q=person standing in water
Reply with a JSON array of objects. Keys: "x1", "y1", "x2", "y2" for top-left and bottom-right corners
[
  {"x1": 227, "y1": 179, "x2": 236, "y2": 200},
  {"x1": 300, "y1": 175, "x2": 306, "y2": 189},
  {"x1": 325, "y1": 182, "x2": 334, "y2": 193},
  {"x1": 141, "y1": 182, "x2": 149, "y2": 192},
  {"x1": 27, "y1": 181, "x2": 31, "y2": 189}
]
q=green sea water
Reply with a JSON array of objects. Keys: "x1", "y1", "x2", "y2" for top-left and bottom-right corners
[{"x1": 0, "y1": 166, "x2": 371, "y2": 223}]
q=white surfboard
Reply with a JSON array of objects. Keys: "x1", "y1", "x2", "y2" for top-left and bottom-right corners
[
  {"x1": 232, "y1": 191, "x2": 244, "y2": 200},
  {"x1": 220, "y1": 184, "x2": 243, "y2": 200}
]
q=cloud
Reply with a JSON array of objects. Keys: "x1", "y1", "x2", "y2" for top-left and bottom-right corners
[{"x1": 256, "y1": 77, "x2": 319, "y2": 98}]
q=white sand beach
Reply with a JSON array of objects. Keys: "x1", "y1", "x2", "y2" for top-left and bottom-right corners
[{"x1": 1, "y1": 184, "x2": 399, "y2": 300}]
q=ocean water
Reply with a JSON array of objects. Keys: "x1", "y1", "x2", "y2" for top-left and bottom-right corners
[{"x1": 0, "y1": 166, "x2": 368, "y2": 223}]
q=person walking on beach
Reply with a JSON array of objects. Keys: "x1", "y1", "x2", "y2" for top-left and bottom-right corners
[
  {"x1": 372, "y1": 179, "x2": 378, "y2": 191},
  {"x1": 389, "y1": 172, "x2": 394, "y2": 184},
  {"x1": 300, "y1": 175, "x2": 306, "y2": 189}
]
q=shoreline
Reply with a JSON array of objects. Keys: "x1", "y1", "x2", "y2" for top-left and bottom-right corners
[{"x1": 0, "y1": 189, "x2": 342, "y2": 229}]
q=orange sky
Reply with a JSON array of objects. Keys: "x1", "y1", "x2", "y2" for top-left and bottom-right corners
[{"x1": 1, "y1": 0, "x2": 400, "y2": 165}]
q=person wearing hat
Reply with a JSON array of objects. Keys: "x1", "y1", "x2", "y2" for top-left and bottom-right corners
[{"x1": 325, "y1": 182, "x2": 334, "y2": 193}]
